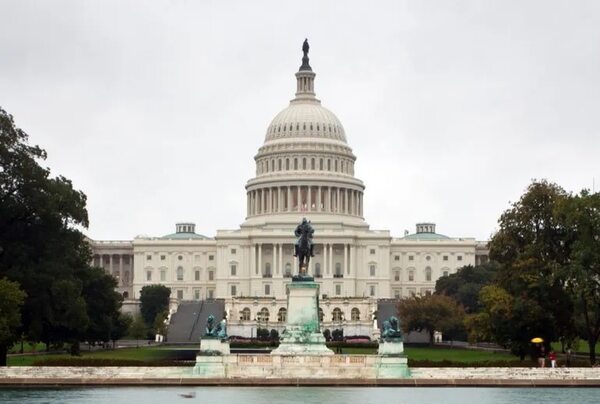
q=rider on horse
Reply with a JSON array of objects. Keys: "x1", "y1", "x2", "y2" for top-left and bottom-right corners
[{"x1": 293, "y1": 217, "x2": 314, "y2": 258}]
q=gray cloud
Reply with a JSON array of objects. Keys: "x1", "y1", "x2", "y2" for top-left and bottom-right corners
[{"x1": 1, "y1": 0, "x2": 599, "y2": 241}]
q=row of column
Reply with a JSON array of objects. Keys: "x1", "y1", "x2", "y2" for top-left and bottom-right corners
[
  {"x1": 248, "y1": 243, "x2": 354, "y2": 278},
  {"x1": 92, "y1": 254, "x2": 133, "y2": 286},
  {"x1": 247, "y1": 185, "x2": 363, "y2": 217}
]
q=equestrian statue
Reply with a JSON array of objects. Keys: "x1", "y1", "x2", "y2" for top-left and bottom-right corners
[{"x1": 293, "y1": 217, "x2": 314, "y2": 279}]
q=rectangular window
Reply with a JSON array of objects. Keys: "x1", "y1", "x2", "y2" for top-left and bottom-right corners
[
  {"x1": 457, "y1": 256, "x2": 463, "y2": 261},
  {"x1": 231, "y1": 248, "x2": 236, "y2": 254},
  {"x1": 160, "y1": 271, "x2": 166, "y2": 281},
  {"x1": 176, "y1": 290, "x2": 183, "y2": 300},
  {"x1": 146, "y1": 271, "x2": 152, "y2": 281},
  {"x1": 231, "y1": 285, "x2": 237, "y2": 296},
  {"x1": 265, "y1": 284, "x2": 271, "y2": 295},
  {"x1": 370, "y1": 249, "x2": 376, "y2": 255},
  {"x1": 231, "y1": 264, "x2": 237, "y2": 276},
  {"x1": 369, "y1": 285, "x2": 376, "y2": 297},
  {"x1": 394, "y1": 255, "x2": 400, "y2": 261},
  {"x1": 394, "y1": 271, "x2": 400, "y2": 281},
  {"x1": 369, "y1": 265, "x2": 376, "y2": 277},
  {"x1": 443, "y1": 256, "x2": 448, "y2": 261},
  {"x1": 209, "y1": 255, "x2": 214, "y2": 261},
  {"x1": 408, "y1": 256, "x2": 414, "y2": 261},
  {"x1": 208, "y1": 271, "x2": 214, "y2": 281},
  {"x1": 194, "y1": 289, "x2": 201, "y2": 300},
  {"x1": 195, "y1": 270, "x2": 200, "y2": 281},
  {"x1": 335, "y1": 284, "x2": 341, "y2": 296},
  {"x1": 207, "y1": 289, "x2": 214, "y2": 299},
  {"x1": 394, "y1": 289, "x2": 401, "y2": 299},
  {"x1": 409, "y1": 271, "x2": 414, "y2": 282},
  {"x1": 160, "y1": 255, "x2": 165, "y2": 260},
  {"x1": 146, "y1": 255, "x2": 152, "y2": 261}
]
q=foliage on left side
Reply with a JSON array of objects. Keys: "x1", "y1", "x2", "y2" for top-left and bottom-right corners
[{"x1": 0, "y1": 107, "x2": 123, "y2": 365}]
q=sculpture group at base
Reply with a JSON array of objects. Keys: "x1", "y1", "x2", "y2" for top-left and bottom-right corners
[{"x1": 204, "y1": 315, "x2": 228, "y2": 340}]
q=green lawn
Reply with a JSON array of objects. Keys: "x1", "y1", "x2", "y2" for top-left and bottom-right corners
[
  {"x1": 8, "y1": 347, "x2": 171, "y2": 366},
  {"x1": 550, "y1": 340, "x2": 600, "y2": 354}
]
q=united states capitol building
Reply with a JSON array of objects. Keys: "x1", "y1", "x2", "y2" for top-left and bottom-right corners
[{"x1": 90, "y1": 43, "x2": 488, "y2": 338}]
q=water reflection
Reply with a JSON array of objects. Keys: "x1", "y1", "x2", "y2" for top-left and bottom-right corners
[{"x1": 0, "y1": 387, "x2": 599, "y2": 404}]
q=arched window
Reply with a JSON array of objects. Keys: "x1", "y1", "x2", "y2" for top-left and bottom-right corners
[
  {"x1": 278, "y1": 308, "x2": 287, "y2": 322},
  {"x1": 258, "y1": 307, "x2": 270, "y2": 322},
  {"x1": 278, "y1": 159, "x2": 282, "y2": 171},
  {"x1": 286, "y1": 159, "x2": 290, "y2": 170},
  {"x1": 315, "y1": 263, "x2": 322, "y2": 278},
  {"x1": 334, "y1": 160, "x2": 338, "y2": 172},
  {"x1": 332, "y1": 308, "x2": 343, "y2": 322},
  {"x1": 311, "y1": 158, "x2": 315, "y2": 170},
  {"x1": 176, "y1": 266, "x2": 184, "y2": 281},
  {"x1": 318, "y1": 308, "x2": 324, "y2": 322},
  {"x1": 408, "y1": 269, "x2": 415, "y2": 282},
  {"x1": 319, "y1": 159, "x2": 323, "y2": 170},
  {"x1": 240, "y1": 307, "x2": 251, "y2": 321},
  {"x1": 351, "y1": 308, "x2": 360, "y2": 321},
  {"x1": 425, "y1": 267, "x2": 432, "y2": 281},
  {"x1": 442, "y1": 270, "x2": 449, "y2": 277},
  {"x1": 302, "y1": 158, "x2": 306, "y2": 169},
  {"x1": 294, "y1": 158, "x2": 298, "y2": 170},
  {"x1": 369, "y1": 264, "x2": 376, "y2": 277},
  {"x1": 327, "y1": 159, "x2": 331, "y2": 170}
]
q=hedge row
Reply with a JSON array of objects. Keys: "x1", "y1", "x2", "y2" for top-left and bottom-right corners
[
  {"x1": 32, "y1": 358, "x2": 194, "y2": 367},
  {"x1": 408, "y1": 359, "x2": 593, "y2": 368}
]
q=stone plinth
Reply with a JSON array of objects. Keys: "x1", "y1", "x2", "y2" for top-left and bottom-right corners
[
  {"x1": 199, "y1": 338, "x2": 230, "y2": 355},
  {"x1": 378, "y1": 339, "x2": 404, "y2": 356},
  {"x1": 271, "y1": 281, "x2": 333, "y2": 355}
]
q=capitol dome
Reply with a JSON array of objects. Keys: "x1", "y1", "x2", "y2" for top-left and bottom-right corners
[{"x1": 243, "y1": 40, "x2": 366, "y2": 228}]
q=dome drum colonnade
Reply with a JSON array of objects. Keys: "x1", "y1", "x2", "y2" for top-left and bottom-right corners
[{"x1": 245, "y1": 44, "x2": 365, "y2": 219}]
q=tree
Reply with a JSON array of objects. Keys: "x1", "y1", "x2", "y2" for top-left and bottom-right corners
[
  {"x1": 488, "y1": 180, "x2": 576, "y2": 352},
  {"x1": 558, "y1": 190, "x2": 600, "y2": 364},
  {"x1": 110, "y1": 313, "x2": 133, "y2": 348},
  {"x1": 0, "y1": 107, "x2": 99, "y2": 356},
  {"x1": 139, "y1": 285, "x2": 171, "y2": 330},
  {"x1": 153, "y1": 310, "x2": 169, "y2": 338},
  {"x1": 0, "y1": 278, "x2": 26, "y2": 366},
  {"x1": 398, "y1": 294, "x2": 465, "y2": 345},
  {"x1": 435, "y1": 262, "x2": 499, "y2": 313},
  {"x1": 129, "y1": 315, "x2": 147, "y2": 348},
  {"x1": 79, "y1": 266, "x2": 123, "y2": 346}
]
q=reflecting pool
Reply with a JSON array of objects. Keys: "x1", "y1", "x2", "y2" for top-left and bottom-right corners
[{"x1": 1, "y1": 387, "x2": 599, "y2": 404}]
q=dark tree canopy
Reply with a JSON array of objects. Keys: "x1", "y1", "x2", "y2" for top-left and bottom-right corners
[
  {"x1": 0, "y1": 107, "x2": 122, "y2": 363},
  {"x1": 0, "y1": 278, "x2": 26, "y2": 366},
  {"x1": 139, "y1": 284, "x2": 171, "y2": 328},
  {"x1": 435, "y1": 262, "x2": 498, "y2": 313}
]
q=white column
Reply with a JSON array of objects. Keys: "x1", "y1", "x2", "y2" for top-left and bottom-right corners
[
  {"x1": 297, "y1": 186, "x2": 302, "y2": 212},
  {"x1": 329, "y1": 244, "x2": 333, "y2": 275},
  {"x1": 344, "y1": 244, "x2": 348, "y2": 275},
  {"x1": 323, "y1": 243, "x2": 328, "y2": 275},
  {"x1": 350, "y1": 245, "x2": 355, "y2": 276},
  {"x1": 287, "y1": 187, "x2": 292, "y2": 212},
  {"x1": 119, "y1": 254, "x2": 123, "y2": 286},
  {"x1": 109, "y1": 254, "x2": 113, "y2": 276},
  {"x1": 345, "y1": 189, "x2": 348, "y2": 214},
  {"x1": 278, "y1": 187, "x2": 282, "y2": 212},
  {"x1": 337, "y1": 188, "x2": 340, "y2": 212},
  {"x1": 273, "y1": 243, "x2": 277, "y2": 275},
  {"x1": 317, "y1": 186, "x2": 322, "y2": 212},
  {"x1": 279, "y1": 244, "x2": 283, "y2": 276},
  {"x1": 258, "y1": 243, "x2": 262, "y2": 276},
  {"x1": 308, "y1": 185, "x2": 312, "y2": 211},
  {"x1": 251, "y1": 244, "x2": 256, "y2": 276}
]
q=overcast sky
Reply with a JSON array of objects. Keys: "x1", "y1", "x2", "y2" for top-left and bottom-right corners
[{"x1": 1, "y1": 0, "x2": 599, "y2": 241}]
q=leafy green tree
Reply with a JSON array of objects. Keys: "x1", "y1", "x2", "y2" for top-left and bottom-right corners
[
  {"x1": 0, "y1": 278, "x2": 26, "y2": 366},
  {"x1": 558, "y1": 190, "x2": 600, "y2": 364},
  {"x1": 139, "y1": 285, "x2": 171, "y2": 330},
  {"x1": 129, "y1": 315, "x2": 148, "y2": 347},
  {"x1": 110, "y1": 313, "x2": 133, "y2": 348},
  {"x1": 153, "y1": 310, "x2": 169, "y2": 337},
  {"x1": 0, "y1": 107, "x2": 96, "y2": 354},
  {"x1": 398, "y1": 294, "x2": 465, "y2": 345},
  {"x1": 435, "y1": 262, "x2": 499, "y2": 313},
  {"x1": 488, "y1": 180, "x2": 576, "y2": 352}
]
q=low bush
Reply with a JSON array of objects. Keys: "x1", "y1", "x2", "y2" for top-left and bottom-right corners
[
  {"x1": 32, "y1": 358, "x2": 193, "y2": 367},
  {"x1": 408, "y1": 359, "x2": 593, "y2": 368}
]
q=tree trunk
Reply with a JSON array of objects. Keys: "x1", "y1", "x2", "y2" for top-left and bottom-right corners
[
  {"x1": 0, "y1": 344, "x2": 7, "y2": 367},
  {"x1": 589, "y1": 340, "x2": 597, "y2": 365},
  {"x1": 429, "y1": 330, "x2": 435, "y2": 346}
]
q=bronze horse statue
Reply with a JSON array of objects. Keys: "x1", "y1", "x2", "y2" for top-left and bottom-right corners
[{"x1": 294, "y1": 218, "x2": 314, "y2": 276}]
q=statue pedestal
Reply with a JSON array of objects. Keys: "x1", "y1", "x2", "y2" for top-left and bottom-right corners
[
  {"x1": 271, "y1": 281, "x2": 333, "y2": 355},
  {"x1": 378, "y1": 338, "x2": 404, "y2": 355},
  {"x1": 199, "y1": 337, "x2": 230, "y2": 355}
]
